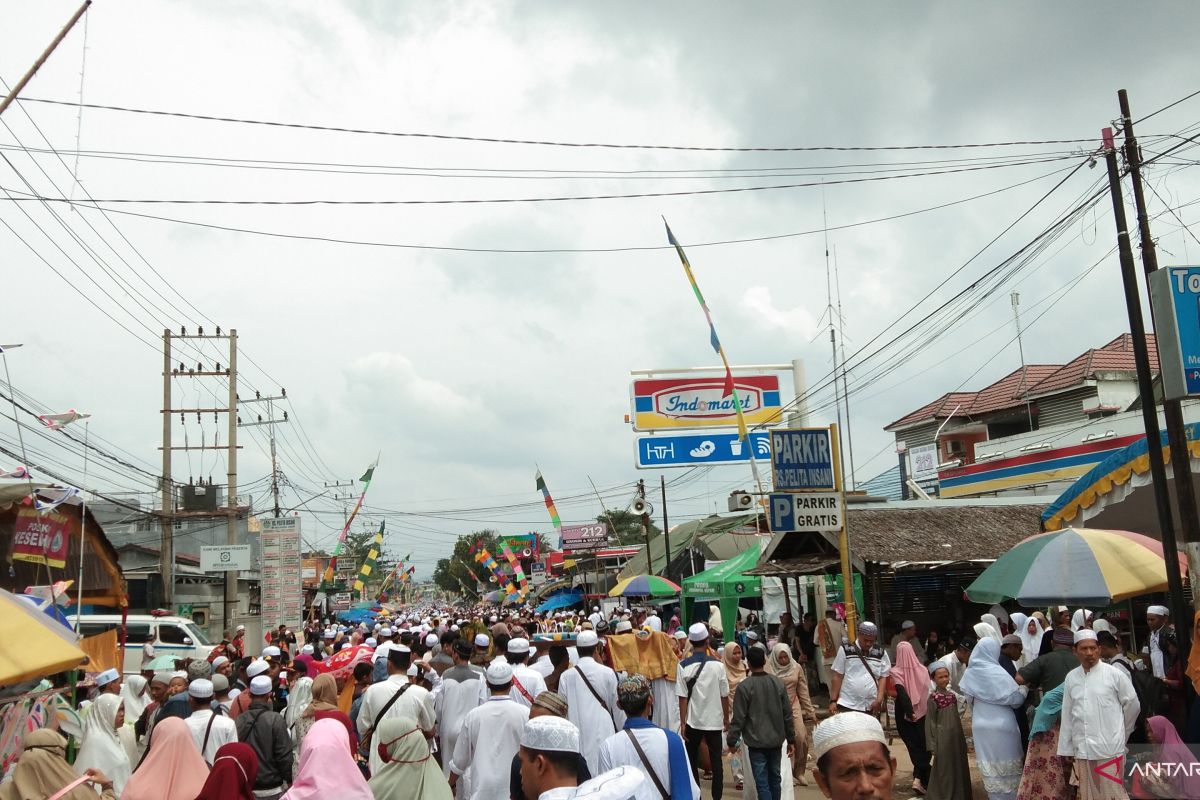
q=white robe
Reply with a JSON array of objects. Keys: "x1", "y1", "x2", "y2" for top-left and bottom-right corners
[
  {"x1": 449, "y1": 697, "x2": 529, "y2": 800},
  {"x1": 356, "y1": 675, "x2": 436, "y2": 776},
  {"x1": 560, "y1": 657, "x2": 627, "y2": 773},
  {"x1": 650, "y1": 678, "x2": 679, "y2": 733},
  {"x1": 73, "y1": 695, "x2": 131, "y2": 796},
  {"x1": 185, "y1": 708, "x2": 238, "y2": 763},
  {"x1": 1058, "y1": 661, "x2": 1140, "y2": 761},
  {"x1": 437, "y1": 666, "x2": 485, "y2": 778},
  {"x1": 596, "y1": 725, "x2": 700, "y2": 800},
  {"x1": 509, "y1": 663, "x2": 548, "y2": 707}
]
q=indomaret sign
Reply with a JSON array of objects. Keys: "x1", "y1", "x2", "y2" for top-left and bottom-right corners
[{"x1": 631, "y1": 375, "x2": 781, "y2": 431}]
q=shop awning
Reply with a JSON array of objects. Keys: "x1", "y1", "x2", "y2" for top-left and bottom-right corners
[{"x1": 682, "y1": 543, "x2": 763, "y2": 598}]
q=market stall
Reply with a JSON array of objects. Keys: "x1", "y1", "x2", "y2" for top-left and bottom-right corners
[{"x1": 681, "y1": 542, "x2": 763, "y2": 637}]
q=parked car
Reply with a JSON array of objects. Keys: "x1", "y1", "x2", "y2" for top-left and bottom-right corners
[{"x1": 69, "y1": 613, "x2": 215, "y2": 674}]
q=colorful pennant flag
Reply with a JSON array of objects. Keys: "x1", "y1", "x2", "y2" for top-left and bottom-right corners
[
  {"x1": 322, "y1": 457, "x2": 379, "y2": 586},
  {"x1": 37, "y1": 410, "x2": 91, "y2": 430},
  {"x1": 501, "y1": 544, "x2": 529, "y2": 599},
  {"x1": 665, "y1": 221, "x2": 749, "y2": 441},
  {"x1": 535, "y1": 470, "x2": 562, "y2": 529},
  {"x1": 353, "y1": 521, "x2": 385, "y2": 594}
]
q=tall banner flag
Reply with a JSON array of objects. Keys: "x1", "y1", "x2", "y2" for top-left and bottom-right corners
[
  {"x1": 665, "y1": 220, "x2": 766, "y2": 495},
  {"x1": 665, "y1": 221, "x2": 749, "y2": 440},
  {"x1": 322, "y1": 457, "x2": 378, "y2": 586},
  {"x1": 501, "y1": 544, "x2": 529, "y2": 599},
  {"x1": 535, "y1": 470, "x2": 562, "y2": 530},
  {"x1": 474, "y1": 545, "x2": 518, "y2": 598},
  {"x1": 353, "y1": 521, "x2": 385, "y2": 594}
]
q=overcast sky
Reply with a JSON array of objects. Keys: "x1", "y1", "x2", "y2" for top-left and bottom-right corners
[{"x1": 2, "y1": 1, "x2": 1199, "y2": 576}]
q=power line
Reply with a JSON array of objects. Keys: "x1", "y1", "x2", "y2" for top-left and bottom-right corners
[
  {"x1": 0, "y1": 154, "x2": 1081, "y2": 205},
  {"x1": 17, "y1": 97, "x2": 1102, "y2": 152}
]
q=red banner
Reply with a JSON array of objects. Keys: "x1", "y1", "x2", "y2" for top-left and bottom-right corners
[{"x1": 12, "y1": 507, "x2": 72, "y2": 569}]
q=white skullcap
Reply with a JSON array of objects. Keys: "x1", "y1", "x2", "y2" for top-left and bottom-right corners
[
  {"x1": 900, "y1": 620, "x2": 915, "y2": 630},
  {"x1": 576, "y1": 630, "x2": 599, "y2": 648},
  {"x1": 249, "y1": 675, "x2": 273, "y2": 695},
  {"x1": 211, "y1": 656, "x2": 229, "y2": 670},
  {"x1": 406, "y1": 664, "x2": 420, "y2": 677},
  {"x1": 1074, "y1": 629, "x2": 1098, "y2": 644},
  {"x1": 673, "y1": 630, "x2": 688, "y2": 640},
  {"x1": 425, "y1": 633, "x2": 439, "y2": 648},
  {"x1": 365, "y1": 637, "x2": 378, "y2": 647},
  {"x1": 507, "y1": 637, "x2": 531, "y2": 654},
  {"x1": 687, "y1": 623, "x2": 709, "y2": 642},
  {"x1": 95, "y1": 668, "x2": 120, "y2": 687},
  {"x1": 171, "y1": 670, "x2": 188, "y2": 680},
  {"x1": 188, "y1": 679, "x2": 214, "y2": 699},
  {"x1": 489, "y1": 616, "x2": 498, "y2": 623},
  {"x1": 486, "y1": 660, "x2": 514, "y2": 684},
  {"x1": 152, "y1": 671, "x2": 172, "y2": 685},
  {"x1": 813, "y1": 712, "x2": 888, "y2": 761},
  {"x1": 1147, "y1": 605, "x2": 1170, "y2": 617},
  {"x1": 262, "y1": 646, "x2": 281, "y2": 658},
  {"x1": 474, "y1": 634, "x2": 490, "y2": 648},
  {"x1": 521, "y1": 715, "x2": 580, "y2": 753},
  {"x1": 380, "y1": 627, "x2": 393, "y2": 637},
  {"x1": 236, "y1": 624, "x2": 246, "y2": 632},
  {"x1": 615, "y1": 621, "x2": 633, "y2": 633},
  {"x1": 300, "y1": 644, "x2": 314, "y2": 655},
  {"x1": 858, "y1": 621, "x2": 879, "y2": 636},
  {"x1": 745, "y1": 630, "x2": 760, "y2": 641},
  {"x1": 450, "y1": 624, "x2": 459, "y2": 632},
  {"x1": 246, "y1": 659, "x2": 270, "y2": 678},
  {"x1": 323, "y1": 630, "x2": 335, "y2": 639}
]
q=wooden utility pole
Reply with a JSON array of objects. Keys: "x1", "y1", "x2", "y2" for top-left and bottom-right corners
[
  {"x1": 0, "y1": 1, "x2": 90, "y2": 118},
  {"x1": 1101, "y1": 127, "x2": 1191, "y2": 631},
  {"x1": 1119, "y1": 90, "x2": 1200, "y2": 625}
]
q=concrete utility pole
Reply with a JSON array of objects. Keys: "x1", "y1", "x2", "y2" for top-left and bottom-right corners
[
  {"x1": 1119, "y1": 89, "x2": 1200, "y2": 622},
  {"x1": 659, "y1": 475, "x2": 670, "y2": 583},
  {"x1": 637, "y1": 479, "x2": 651, "y2": 574},
  {"x1": 239, "y1": 391, "x2": 288, "y2": 518},
  {"x1": 159, "y1": 327, "x2": 240, "y2": 625},
  {"x1": 1101, "y1": 127, "x2": 1191, "y2": 634}
]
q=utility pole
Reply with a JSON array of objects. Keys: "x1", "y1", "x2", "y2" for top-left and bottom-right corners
[
  {"x1": 637, "y1": 479, "x2": 651, "y2": 574},
  {"x1": 1120, "y1": 89, "x2": 1200, "y2": 623},
  {"x1": 239, "y1": 391, "x2": 288, "y2": 518},
  {"x1": 659, "y1": 475, "x2": 670, "y2": 583},
  {"x1": 159, "y1": 327, "x2": 240, "y2": 627},
  {"x1": 1101, "y1": 127, "x2": 1191, "y2": 632}
]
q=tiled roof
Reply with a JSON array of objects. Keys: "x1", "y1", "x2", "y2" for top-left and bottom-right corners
[
  {"x1": 1025, "y1": 333, "x2": 1156, "y2": 397},
  {"x1": 885, "y1": 391, "x2": 976, "y2": 431},
  {"x1": 886, "y1": 334, "x2": 1157, "y2": 432}
]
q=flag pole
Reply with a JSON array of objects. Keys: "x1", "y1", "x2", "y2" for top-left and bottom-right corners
[{"x1": 74, "y1": 419, "x2": 89, "y2": 630}]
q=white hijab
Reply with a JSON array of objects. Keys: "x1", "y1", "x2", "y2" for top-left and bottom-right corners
[
  {"x1": 1010, "y1": 613, "x2": 1041, "y2": 668},
  {"x1": 73, "y1": 693, "x2": 132, "y2": 794},
  {"x1": 960, "y1": 638, "x2": 1023, "y2": 706},
  {"x1": 284, "y1": 675, "x2": 314, "y2": 730},
  {"x1": 121, "y1": 674, "x2": 150, "y2": 722},
  {"x1": 980, "y1": 613, "x2": 1004, "y2": 641},
  {"x1": 1071, "y1": 609, "x2": 1093, "y2": 632}
]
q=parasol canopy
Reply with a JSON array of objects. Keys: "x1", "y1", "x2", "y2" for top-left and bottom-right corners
[
  {"x1": 965, "y1": 527, "x2": 1189, "y2": 607},
  {"x1": 608, "y1": 574, "x2": 681, "y2": 598},
  {"x1": 322, "y1": 644, "x2": 374, "y2": 681},
  {"x1": 0, "y1": 587, "x2": 87, "y2": 686}
]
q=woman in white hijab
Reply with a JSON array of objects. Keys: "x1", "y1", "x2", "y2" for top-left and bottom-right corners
[
  {"x1": 73, "y1": 693, "x2": 132, "y2": 795},
  {"x1": 1009, "y1": 613, "x2": 1040, "y2": 669},
  {"x1": 980, "y1": 613, "x2": 1004, "y2": 640},
  {"x1": 283, "y1": 671, "x2": 314, "y2": 751},
  {"x1": 1070, "y1": 609, "x2": 1093, "y2": 632},
  {"x1": 960, "y1": 638, "x2": 1027, "y2": 800},
  {"x1": 121, "y1": 675, "x2": 150, "y2": 725}
]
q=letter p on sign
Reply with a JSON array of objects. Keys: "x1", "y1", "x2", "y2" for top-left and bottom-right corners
[{"x1": 772, "y1": 495, "x2": 791, "y2": 530}]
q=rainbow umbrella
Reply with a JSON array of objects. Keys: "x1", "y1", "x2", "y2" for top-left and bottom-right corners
[
  {"x1": 608, "y1": 574, "x2": 681, "y2": 598},
  {"x1": 966, "y1": 527, "x2": 1189, "y2": 607}
]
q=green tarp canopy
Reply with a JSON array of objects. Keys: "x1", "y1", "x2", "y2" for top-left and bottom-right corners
[{"x1": 681, "y1": 541, "x2": 763, "y2": 638}]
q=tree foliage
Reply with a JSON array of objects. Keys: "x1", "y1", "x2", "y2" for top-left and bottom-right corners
[
  {"x1": 431, "y1": 529, "x2": 553, "y2": 594},
  {"x1": 597, "y1": 509, "x2": 659, "y2": 546}
]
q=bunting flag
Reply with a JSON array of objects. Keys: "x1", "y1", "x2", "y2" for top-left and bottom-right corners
[
  {"x1": 376, "y1": 560, "x2": 401, "y2": 600},
  {"x1": 535, "y1": 470, "x2": 562, "y2": 529},
  {"x1": 37, "y1": 410, "x2": 91, "y2": 430},
  {"x1": 352, "y1": 521, "x2": 385, "y2": 594},
  {"x1": 665, "y1": 221, "x2": 749, "y2": 441},
  {"x1": 463, "y1": 562, "x2": 484, "y2": 587},
  {"x1": 501, "y1": 544, "x2": 529, "y2": 599},
  {"x1": 322, "y1": 457, "x2": 378, "y2": 586},
  {"x1": 474, "y1": 546, "x2": 518, "y2": 598}
]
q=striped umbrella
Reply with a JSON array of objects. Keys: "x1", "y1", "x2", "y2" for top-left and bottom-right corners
[
  {"x1": 966, "y1": 527, "x2": 1188, "y2": 607},
  {"x1": 608, "y1": 574, "x2": 682, "y2": 598}
]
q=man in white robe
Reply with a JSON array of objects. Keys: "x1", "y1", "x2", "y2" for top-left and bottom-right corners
[
  {"x1": 1145, "y1": 604, "x2": 1173, "y2": 679},
  {"x1": 597, "y1": 674, "x2": 699, "y2": 800},
  {"x1": 503, "y1": 637, "x2": 549, "y2": 708},
  {"x1": 559, "y1": 630, "x2": 625, "y2": 773},
  {"x1": 1058, "y1": 630, "x2": 1139, "y2": 800},
  {"x1": 450, "y1": 660, "x2": 531, "y2": 800},
  {"x1": 184, "y1": 679, "x2": 237, "y2": 763},
  {"x1": 357, "y1": 646, "x2": 436, "y2": 776},
  {"x1": 436, "y1": 640, "x2": 484, "y2": 781}
]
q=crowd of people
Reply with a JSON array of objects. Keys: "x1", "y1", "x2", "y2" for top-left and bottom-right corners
[{"x1": 5, "y1": 600, "x2": 1200, "y2": 799}]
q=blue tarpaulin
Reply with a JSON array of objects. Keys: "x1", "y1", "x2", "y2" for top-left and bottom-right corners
[{"x1": 537, "y1": 589, "x2": 583, "y2": 613}]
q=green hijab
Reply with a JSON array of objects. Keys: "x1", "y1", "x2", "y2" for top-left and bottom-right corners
[{"x1": 367, "y1": 716, "x2": 452, "y2": 800}]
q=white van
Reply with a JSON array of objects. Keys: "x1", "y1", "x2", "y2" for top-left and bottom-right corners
[{"x1": 69, "y1": 614, "x2": 216, "y2": 675}]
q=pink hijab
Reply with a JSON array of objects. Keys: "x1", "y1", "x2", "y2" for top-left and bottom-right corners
[
  {"x1": 892, "y1": 641, "x2": 931, "y2": 720},
  {"x1": 1148, "y1": 716, "x2": 1200, "y2": 797},
  {"x1": 281, "y1": 717, "x2": 373, "y2": 800},
  {"x1": 122, "y1": 716, "x2": 209, "y2": 800}
]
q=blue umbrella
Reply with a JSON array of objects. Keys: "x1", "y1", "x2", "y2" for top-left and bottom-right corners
[
  {"x1": 17, "y1": 593, "x2": 74, "y2": 632},
  {"x1": 536, "y1": 589, "x2": 584, "y2": 613}
]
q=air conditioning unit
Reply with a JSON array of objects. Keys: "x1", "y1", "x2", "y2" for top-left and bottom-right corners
[{"x1": 727, "y1": 491, "x2": 755, "y2": 512}]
